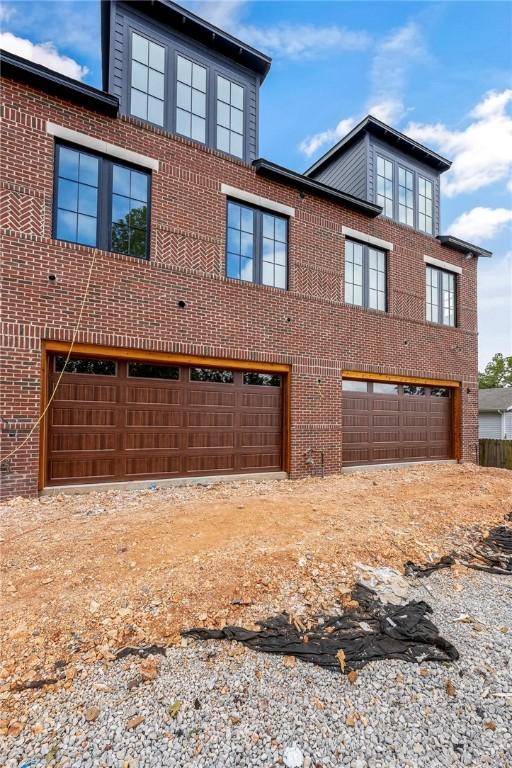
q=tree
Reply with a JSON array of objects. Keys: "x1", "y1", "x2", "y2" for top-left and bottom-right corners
[{"x1": 478, "y1": 353, "x2": 512, "y2": 388}]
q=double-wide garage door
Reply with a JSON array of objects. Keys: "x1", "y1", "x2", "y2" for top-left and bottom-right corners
[
  {"x1": 47, "y1": 354, "x2": 283, "y2": 486},
  {"x1": 342, "y1": 379, "x2": 453, "y2": 466}
]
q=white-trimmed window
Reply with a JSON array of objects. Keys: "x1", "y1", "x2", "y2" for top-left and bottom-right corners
[
  {"x1": 176, "y1": 55, "x2": 207, "y2": 143},
  {"x1": 426, "y1": 265, "x2": 456, "y2": 326},
  {"x1": 130, "y1": 32, "x2": 165, "y2": 126},
  {"x1": 216, "y1": 76, "x2": 244, "y2": 158}
]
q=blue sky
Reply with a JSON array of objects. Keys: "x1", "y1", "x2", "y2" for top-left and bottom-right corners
[{"x1": 1, "y1": 0, "x2": 511, "y2": 368}]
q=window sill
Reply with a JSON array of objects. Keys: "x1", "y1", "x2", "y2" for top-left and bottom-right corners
[
  {"x1": 225, "y1": 275, "x2": 288, "y2": 293},
  {"x1": 50, "y1": 237, "x2": 150, "y2": 263}
]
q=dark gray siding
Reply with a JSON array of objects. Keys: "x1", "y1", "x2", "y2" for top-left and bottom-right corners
[
  {"x1": 368, "y1": 137, "x2": 441, "y2": 235},
  {"x1": 109, "y1": 1, "x2": 260, "y2": 161},
  {"x1": 310, "y1": 135, "x2": 367, "y2": 199}
]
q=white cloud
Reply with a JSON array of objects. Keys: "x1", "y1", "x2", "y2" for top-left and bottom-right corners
[
  {"x1": 406, "y1": 89, "x2": 512, "y2": 197},
  {"x1": 187, "y1": 0, "x2": 370, "y2": 59},
  {"x1": 478, "y1": 250, "x2": 512, "y2": 366},
  {"x1": 0, "y1": 3, "x2": 15, "y2": 23},
  {"x1": 447, "y1": 207, "x2": 512, "y2": 242},
  {"x1": 0, "y1": 31, "x2": 88, "y2": 80},
  {"x1": 299, "y1": 22, "x2": 425, "y2": 158}
]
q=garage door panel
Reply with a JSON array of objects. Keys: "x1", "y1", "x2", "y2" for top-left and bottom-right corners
[
  {"x1": 47, "y1": 356, "x2": 283, "y2": 485},
  {"x1": 343, "y1": 380, "x2": 452, "y2": 466},
  {"x1": 125, "y1": 432, "x2": 181, "y2": 451},
  {"x1": 51, "y1": 407, "x2": 117, "y2": 427}
]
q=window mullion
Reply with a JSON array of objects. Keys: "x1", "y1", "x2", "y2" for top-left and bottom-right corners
[
  {"x1": 437, "y1": 270, "x2": 443, "y2": 325},
  {"x1": 255, "y1": 209, "x2": 262, "y2": 285},
  {"x1": 363, "y1": 244, "x2": 369, "y2": 308},
  {"x1": 98, "y1": 158, "x2": 111, "y2": 252}
]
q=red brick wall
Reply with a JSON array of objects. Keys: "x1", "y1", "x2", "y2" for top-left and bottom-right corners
[{"x1": 0, "y1": 77, "x2": 480, "y2": 499}]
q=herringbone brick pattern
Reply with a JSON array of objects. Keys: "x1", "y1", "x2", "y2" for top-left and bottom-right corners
[
  {"x1": 154, "y1": 228, "x2": 223, "y2": 275},
  {"x1": 0, "y1": 185, "x2": 45, "y2": 237}
]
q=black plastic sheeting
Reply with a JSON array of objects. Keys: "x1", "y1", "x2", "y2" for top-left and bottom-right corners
[
  {"x1": 183, "y1": 585, "x2": 459, "y2": 673},
  {"x1": 405, "y1": 523, "x2": 512, "y2": 578}
]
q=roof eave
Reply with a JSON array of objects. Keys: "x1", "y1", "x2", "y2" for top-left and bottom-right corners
[
  {"x1": 305, "y1": 115, "x2": 452, "y2": 177},
  {"x1": 437, "y1": 235, "x2": 492, "y2": 259},
  {"x1": 0, "y1": 50, "x2": 119, "y2": 117},
  {"x1": 253, "y1": 158, "x2": 382, "y2": 217}
]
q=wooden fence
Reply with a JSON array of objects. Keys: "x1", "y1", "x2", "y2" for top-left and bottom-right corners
[{"x1": 479, "y1": 439, "x2": 512, "y2": 469}]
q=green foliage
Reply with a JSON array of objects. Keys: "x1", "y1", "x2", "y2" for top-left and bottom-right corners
[{"x1": 478, "y1": 353, "x2": 512, "y2": 389}]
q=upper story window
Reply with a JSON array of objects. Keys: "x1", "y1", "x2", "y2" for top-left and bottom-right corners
[
  {"x1": 176, "y1": 55, "x2": 207, "y2": 143},
  {"x1": 216, "y1": 76, "x2": 244, "y2": 159},
  {"x1": 344, "y1": 239, "x2": 387, "y2": 312},
  {"x1": 418, "y1": 176, "x2": 433, "y2": 234},
  {"x1": 54, "y1": 144, "x2": 150, "y2": 259},
  {"x1": 226, "y1": 200, "x2": 287, "y2": 289},
  {"x1": 130, "y1": 32, "x2": 165, "y2": 126},
  {"x1": 398, "y1": 166, "x2": 414, "y2": 227},
  {"x1": 376, "y1": 155, "x2": 393, "y2": 217},
  {"x1": 426, "y1": 265, "x2": 456, "y2": 326},
  {"x1": 375, "y1": 151, "x2": 437, "y2": 235}
]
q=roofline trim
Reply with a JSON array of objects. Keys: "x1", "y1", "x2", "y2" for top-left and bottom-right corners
[
  {"x1": 305, "y1": 114, "x2": 452, "y2": 177},
  {"x1": 253, "y1": 159, "x2": 382, "y2": 218},
  {"x1": 437, "y1": 235, "x2": 492, "y2": 258},
  {"x1": 0, "y1": 50, "x2": 119, "y2": 117}
]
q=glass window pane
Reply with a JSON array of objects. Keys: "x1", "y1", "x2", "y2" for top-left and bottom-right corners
[
  {"x1": 79, "y1": 154, "x2": 98, "y2": 186},
  {"x1": 227, "y1": 252, "x2": 240, "y2": 279},
  {"x1": 274, "y1": 218, "x2": 286, "y2": 243},
  {"x1": 128, "y1": 200, "x2": 147, "y2": 230},
  {"x1": 177, "y1": 81, "x2": 191, "y2": 111},
  {"x1": 217, "y1": 125, "x2": 230, "y2": 153},
  {"x1": 192, "y1": 63, "x2": 206, "y2": 92},
  {"x1": 129, "y1": 362, "x2": 179, "y2": 380},
  {"x1": 77, "y1": 214, "x2": 96, "y2": 246},
  {"x1": 58, "y1": 178, "x2": 78, "y2": 212},
  {"x1": 148, "y1": 69, "x2": 164, "y2": 99},
  {"x1": 241, "y1": 256, "x2": 253, "y2": 282},
  {"x1": 274, "y1": 243, "x2": 287, "y2": 267},
  {"x1": 262, "y1": 261, "x2": 274, "y2": 286},
  {"x1": 230, "y1": 132, "x2": 243, "y2": 158},
  {"x1": 431, "y1": 387, "x2": 449, "y2": 397},
  {"x1": 132, "y1": 60, "x2": 147, "y2": 91},
  {"x1": 56, "y1": 209, "x2": 77, "y2": 241},
  {"x1": 228, "y1": 202, "x2": 241, "y2": 229},
  {"x1": 217, "y1": 76, "x2": 230, "y2": 103},
  {"x1": 243, "y1": 373, "x2": 280, "y2": 387},
  {"x1": 112, "y1": 165, "x2": 130, "y2": 196},
  {"x1": 177, "y1": 55, "x2": 192, "y2": 84},
  {"x1": 373, "y1": 383, "x2": 398, "y2": 395},
  {"x1": 149, "y1": 41, "x2": 165, "y2": 72},
  {"x1": 129, "y1": 228, "x2": 147, "y2": 259},
  {"x1": 191, "y1": 115, "x2": 205, "y2": 143},
  {"x1": 78, "y1": 184, "x2": 97, "y2": 217},
  {"x1": 231, "y1": 106, "x2": 243, "y2": 134},
  {"x1": 231, "y1": 83, "x2": 243, "y2": 109},
  {"x1": 131, "y1": 88, "x2": 147, "y2": 120},
  {"x1": 263, "y1": 237, "x2": 274, "y2": 261},
  {"x1": 342, "y1": 380, "x2": 368, "y2": 392},
  {"x1": 217, "y1": 100, "x2": 230, "y2": 128},
  {"x1": 192, "y1": 89, "x2": 206, "y2": 118},
  {"x1": 275, "y1": 265, "x2": 286, "y2": 289},
  {"x1": 240, "y1": 207, "x2": 253, "y2": 233},
  {"x1": 176, "y1": 108, "x2": 190, "y2": 137},
  {"x1": 262, "y1": 214, "x2": 274, "y2": 239},
  {"x1": 190, "y1": 368, "x2": 234, "y2": 383},
  {"x1": 56, "y1": 356, "x2": 116, "y2": 375},
  {"x1": 345, "y1": 283, "x2": 353, "y2": 304},
  {"x1": 132, "y1": 33, "x2": 149, "y2": 65},
  {"x1": 130, "y1": 171, "x2": 148, "y2": 203},
  {"x1": 227, "y1": 227, "x2": 240, "y2": 254},
  {"x1": 111, "y1": 221, "x2": 129, "y2": 254},
  {"x1": 112, "y1": 193, "x2": 130, "y2": 224},
  {"x1": 404, "y1": 385, "x2": 426, "y2": 396},
  {"x1": 59, "y1": 147, "x2": 79, "y2": 181},
  {"x1": 148, "y1": 97, "x2": 164, "y2": 126},
  {"x1": 241, "y1": 231, "x2": 253, "y2": 257}
]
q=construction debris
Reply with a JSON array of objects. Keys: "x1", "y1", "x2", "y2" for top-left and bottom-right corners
[{"x1": 183, "y1": 585, "x2": 459, "y2": 672}]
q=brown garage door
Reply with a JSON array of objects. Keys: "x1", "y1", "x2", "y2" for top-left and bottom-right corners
[
  {"x1": 46, "y1": 355, "x2": 283, "y2": 485},
  {"x1": 342, "y1": 379, "x2": 452, "y2": 466}
]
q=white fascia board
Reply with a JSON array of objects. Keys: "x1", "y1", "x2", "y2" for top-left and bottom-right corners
[
  {"x1": 424, "y1": 255, "x2": 462, "y2": 274},
  {"x1": 221, "y1": 184, "x2": 295, "y2": 217},
  {"x1": 341, "y1": 226, "x2": 393, "y2": 252},
  {"x1": 46, "y1": 122, "x2": 159, "y2": 171}
]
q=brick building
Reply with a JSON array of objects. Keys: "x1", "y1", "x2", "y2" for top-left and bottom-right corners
[{"x1": 0, "y1": 0, "x2": 491, "y2": 500}]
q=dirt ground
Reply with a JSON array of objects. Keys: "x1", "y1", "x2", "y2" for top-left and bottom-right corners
[{"x1": 1, "y1": 463, "x2": 511, "y2": 714}]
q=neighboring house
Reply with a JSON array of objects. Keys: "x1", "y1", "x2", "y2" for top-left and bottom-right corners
[
  {"x1": 0, "y1": 0, "x2": 492, "y2": 500},
  {"x1": 479, "y1": 389, "x2": 512, "y2": 440}
]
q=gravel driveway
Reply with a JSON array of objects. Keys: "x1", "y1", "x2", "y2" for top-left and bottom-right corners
[{"x1": 2, "y1": 569, "x2": 511, "y2": 768}]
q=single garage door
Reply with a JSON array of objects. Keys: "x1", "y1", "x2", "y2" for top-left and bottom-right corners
[
  {"x1": 46, "y1": 354, "x2": 283, "y2": 485},
  {"x1": 342, "y1": 379, "x2": 452, "y2": 466}
]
